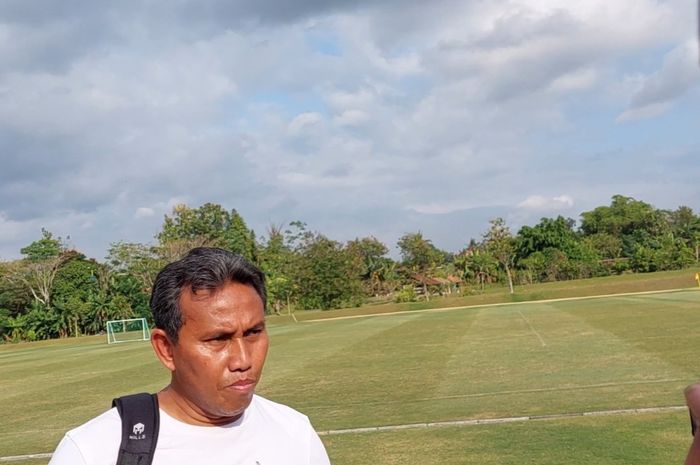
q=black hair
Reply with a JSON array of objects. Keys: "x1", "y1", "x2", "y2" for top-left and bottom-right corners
[{"x1": 150, "y1": 247, "x2": 267, "y2": 342}]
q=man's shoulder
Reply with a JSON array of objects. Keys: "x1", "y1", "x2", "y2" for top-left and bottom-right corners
[
  {"x1": 49, "y1": 408, "x2": 121, "y2": 465},
  {"x1": 250, "y1": 395, "x2": 313, "y2": 429},
  {"x1": 66, "y1": 407, "x2": 121, "y2": 441},
  {"x1": 248, "y1": 395, "x2": 330, "y2": 464}
]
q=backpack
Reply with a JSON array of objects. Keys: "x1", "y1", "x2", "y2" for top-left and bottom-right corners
[{"x1": 112, "y1": 393, "x2": 160, "y2": 465}]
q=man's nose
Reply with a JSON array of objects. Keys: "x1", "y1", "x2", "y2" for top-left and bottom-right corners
[{"x1": 227, "y1": 337, "x2": 252, "y2": 372}]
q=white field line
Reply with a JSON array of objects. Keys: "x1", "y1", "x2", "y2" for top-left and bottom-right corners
[
  {"x1": 0, "y1": 453, "x2": 52, "y2": 462},
  {"x1": 316, "y1": 405, "x2": 688, "y2": 436},
  {"x1": 516, "y1": 309, "x2": 546, "y2": 347},
  {"x1": 1, "y1": 405, "x2": 689, "y2": 462},
  {"x1": 298, "y1": 378, "x2": 688, "y2": 410},
  {"x1": 304, "y1": 287, "x2": 697, "y2": 323}
]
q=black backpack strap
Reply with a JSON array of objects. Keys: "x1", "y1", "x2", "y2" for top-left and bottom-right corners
[{"x1": 112, "y1": 393, "x2": 160, "y2": 465}]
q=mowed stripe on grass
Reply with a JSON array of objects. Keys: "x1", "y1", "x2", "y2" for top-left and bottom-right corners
[
  {"x1": 433, "y1": 302, "x2": 687, "y2": 420},
  {"x1": 261, "y1": 310, "x2": 479, "y2": 429}
]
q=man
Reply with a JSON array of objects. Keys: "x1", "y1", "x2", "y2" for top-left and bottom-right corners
[
  {"x1": 49, "y1": 247, "x2": 331, "y2": 465},
  {"x1": 686, "y1": 383, "x2": 700, "y2": 465}
]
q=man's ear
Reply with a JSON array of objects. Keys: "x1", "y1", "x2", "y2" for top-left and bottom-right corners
[{"x1": 151, "y1": 328, "x2": 176, "y2": 372}]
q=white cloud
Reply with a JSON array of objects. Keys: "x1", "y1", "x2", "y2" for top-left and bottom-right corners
[
  {"x1": 287, "y1": 112, "x2": 324, "y2": 136},
  {"x1": 277, "y1": 171, "x2": 362, "y2": 188},
  {"x1": 616, "y1": 102, "x2": 672, "y2": 123},
  {"x1": 333, "y1": 109, "x2": 369, "y2": 127},
  {"x1": 617, "y1": 40, "x2": 700, "y2": 122},
  {"x1": 325, "y1": 87, "x2": 377, "y2": 111},
  {"x1": 549, "y1": 68, "x2": 598, "y2": 93},
  {"x1": 518, "y1": 195, "x2": 575, "y2": 211},
  {"x1": 407, "y1": 202, "x2": 475, "y2": 215},
  {"x1": 0, "y1": 213, "x2": 25, "y2": 242},
  {"x1": 134, "y1": 207, "x2": 155, "y2": 219}
]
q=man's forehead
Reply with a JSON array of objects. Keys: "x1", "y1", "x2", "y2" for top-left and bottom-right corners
[
  {"x1": 182, "y1": 281, "x2": 258, "y2": 301},
  {"x1": 178, "y1": 282, "x2": 264, "y2": 321}
]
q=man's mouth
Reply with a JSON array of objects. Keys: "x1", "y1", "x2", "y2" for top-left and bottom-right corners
[{"x1": 226, "y1": 379, "x2": 256, "y2": 393}]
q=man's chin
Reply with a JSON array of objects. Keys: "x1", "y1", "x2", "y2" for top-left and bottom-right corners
[
  {"x1": 217, "y1": 394, "x2": 254, "y2": 418},
  {"x1": 205, "y1": 405, "x2": 246, "y2": 425}
]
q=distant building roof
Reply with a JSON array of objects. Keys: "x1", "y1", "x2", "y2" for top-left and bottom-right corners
[{"x1": 411, "y1": 273, "x2": 442, "y2": 286}]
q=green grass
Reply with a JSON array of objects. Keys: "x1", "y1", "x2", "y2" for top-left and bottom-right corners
[
  {"x1": 1, "y1": 283, "x2": 699, "y2": 464},
  {"x1": 324, "y1": 412, "x2": 691, "y2": 465}
]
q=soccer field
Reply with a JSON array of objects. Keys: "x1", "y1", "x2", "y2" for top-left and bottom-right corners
[{"x1": 1, "y1": 289, "x2": 699, "y2": 464}]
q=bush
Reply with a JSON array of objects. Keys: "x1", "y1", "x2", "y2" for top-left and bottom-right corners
[{"x1": 394, "y1": 285, "x2": 417, "y2": 303}]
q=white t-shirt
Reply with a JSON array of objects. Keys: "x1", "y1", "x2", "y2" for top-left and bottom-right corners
[{"x1": 49, "y1": 395, "x2": 331, "y2": 465}]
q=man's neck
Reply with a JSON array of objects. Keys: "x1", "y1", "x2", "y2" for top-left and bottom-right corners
[{"x1": 157, "y1": 386, "x2": 244, "y2": 427}]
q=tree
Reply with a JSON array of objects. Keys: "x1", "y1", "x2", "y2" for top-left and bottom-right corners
[
  {"x1": 516, "y1": 216, "x2": 602, "y2": 281},
  {"x1": 516, "y1": 216, "x2": 579, "y2": 259},
  {"x1": 1, "y1": 304, "x2": 50, "y2": 342},
  {"x1": 483, "y1": 218, "x2": 516, "y2": 294},
  {"x1": 396, "y1": 232, "x2": 444, "y2": 273},
  {"x1": 668, "y1": 206, "x2": 700, "y2": 262},
  {"x1": 580, "y1": 195, "x2": 669, "y2": 257},
  {"x1": 52, "y1": 252, "x2": 101, "y2": 337},
  {"x1": 258, "y1": 224, "x2": 297, "y2": 314},
  {"x1": 346, "y1": 237, "x2": 395, "y2": 297},
  {"x1": 7, "y1": 230, "x2": 69, "y2": 309},
  {"x1": 456, "y1": 248, "x2": 498, "y2": 292},
  {"x1": 14, "y1": 257, "x2": 67, "y2": 308},
  {"x1": 53, "y1": 253, "x2": 99, "y2": 304},
  {"x1": 3, "y1": 244, "x2": 70, "y2": 340},
  {"x1": 0, "y1": 308, "x2": 11, "y2": 340},
  {"x1": 20, "y1": 228, "x2": 63, "y2": 261},
  {"x1": 0, "y1": 260, "x2": 32, "y2": 318},
  {"x1": 397, "y1": 232, "x2": 445, "y2": 298},
  {"x1": 294, "y1": 234, "x2": 363, "y2": 310},
  {"x1": 106, "y1": 241, "x2": 159, "y2": 321},
  {"x1": 518, "y1": 251, "x2": 546, "y2": 285},
  {"x1": 283, "y1": 220, "x2": 315, "y2": 250},
  {"x1": 157, "y1": 203, "x2": 257, "y2": 261},
  {"x1": 584, "y1": 233, "x2": 623, "y2": 260},
  {"x1": 107, "y1": 242, "x2": 161, "y2": 294},
  {"x1": 631, "y1": 235, "x2": 694, "y2": 272}
]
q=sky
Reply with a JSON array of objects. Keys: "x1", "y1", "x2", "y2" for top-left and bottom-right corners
[{"x1": 1, "y1": 0, "x2": 699, "y2": 261}]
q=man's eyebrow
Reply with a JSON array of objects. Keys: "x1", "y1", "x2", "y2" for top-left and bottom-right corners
[
  {"x1": 244, "y1": 321, "x2": 266, "y2": 332},
  {"x1": 204, "y1": 321, "x2": 265, "y2": 337},
  {"x1": 203, "y1": 330, "x2": 234, "y2": 339}
]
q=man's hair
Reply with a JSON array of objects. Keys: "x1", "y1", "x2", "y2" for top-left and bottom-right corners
[{"x1": 150, "y1": 247, "x2": 267, "y2": 342}]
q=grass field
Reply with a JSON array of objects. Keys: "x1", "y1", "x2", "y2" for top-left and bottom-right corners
[{"x1": 2, "y1": 280, "x2": 700, "y2": 464}]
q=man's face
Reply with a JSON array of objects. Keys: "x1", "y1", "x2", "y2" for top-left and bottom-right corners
[{"x1": 169, "y1": 281, "x2": 268, "y2": 422}]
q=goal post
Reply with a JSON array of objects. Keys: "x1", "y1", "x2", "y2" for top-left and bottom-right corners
[{"x1": 106, "y1": 318, "x2": 151, "y2": 344}]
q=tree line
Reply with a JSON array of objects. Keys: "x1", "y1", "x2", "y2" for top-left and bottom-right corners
[{"x1": 1, "y1": 195, "x2": 698, "y2": 342}]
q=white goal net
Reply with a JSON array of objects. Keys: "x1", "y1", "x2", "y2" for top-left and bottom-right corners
[{"x1": 106, "y1": 318, "x2": 151, "y2": 344}]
